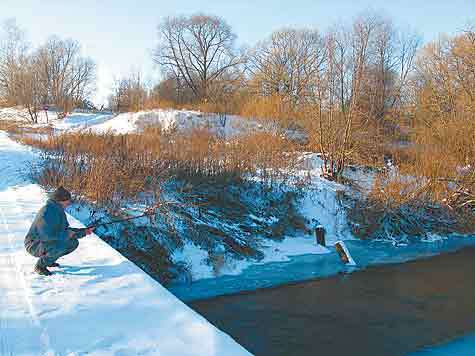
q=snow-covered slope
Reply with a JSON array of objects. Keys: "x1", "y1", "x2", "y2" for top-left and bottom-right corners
[
  {"x1": 0, "y1": 107, "x2": 59, "y2": 124},
  {"x1": 53, "y1": 112, "x2": 115, "y2": 130},
  {"x1": 170, "y1": 153, "x2": 355, "y2": 282},
  {"x1": 64, "y1": 109, "x2": 268, "y2": 137},
  {"x1": 0, "y1": 131, "x2": 251, "y2": 355},
  {"x1": 1, "y1": 107, "x2": 270, "y2": 137}
]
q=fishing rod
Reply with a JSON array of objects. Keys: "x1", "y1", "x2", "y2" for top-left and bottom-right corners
[
  {"x1": 82, "y1": 210, "x2": 159, "y2": 230},
  {"x1": 78, "y1": 204, "x2": 166, "y2": 231},
  {"x1": 73, "y1": 175, "x2": 180, "y2": 232},
  {"x1": 76, "y1": 194, "x2": 208, "y2": 231}
]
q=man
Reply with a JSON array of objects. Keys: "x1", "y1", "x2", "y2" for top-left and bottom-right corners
[{"x1": 24, "y1": 186, "x2": 94, "y2": 276}]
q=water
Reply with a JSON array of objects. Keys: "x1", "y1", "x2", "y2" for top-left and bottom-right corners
[
  {"x1": 172, "y1": 237, "x2": 475, "y2": 302},
  {"x1": 190, "y1": 246, "x2": 475, "y2": 356}
]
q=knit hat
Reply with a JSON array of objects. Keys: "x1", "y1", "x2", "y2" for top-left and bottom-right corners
[{"x1": 50, "y1": 186, "x2": 72, "y2": 202}]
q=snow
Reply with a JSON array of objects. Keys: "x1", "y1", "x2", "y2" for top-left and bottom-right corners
[
  {"x1": 53, "y1": 112, "x2": 115, "y2": 130},
  {"x1": 173, "y1": 234, "x2": 330, "y2": 281},
  {"x1": 0, "y1": 131, "x2": 251, "y2": 355},
  {"x1": 410, "y1": 334, "x2": 475, "y2": 355},
  {"x1": 82, "y1": 110, "x2": 270, "y2": 137},
  {"x1": 297, "y1": 153, "x2": 356, "y2": 243},
  {"x1": 1, "y1": 106, "x2": 276, "y2": 139},
  {"x1": 0, "y1": 107, "x2": 59, "y2": 124},
  {"x1": 3, "y1": 107, "x2": 266, "y2": 137}
]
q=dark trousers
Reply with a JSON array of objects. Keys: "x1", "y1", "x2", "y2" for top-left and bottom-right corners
[{"x1": 25, "y1": 238, "x2": 79, "y2": 268}]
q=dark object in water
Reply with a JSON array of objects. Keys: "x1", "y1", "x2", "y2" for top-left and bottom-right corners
[
  {"x1": 335, "y1": 242, "x2": 349, "y2": 263},
  {"x1": 315, "y1": 226, "x2": 326, "y2": 246}
]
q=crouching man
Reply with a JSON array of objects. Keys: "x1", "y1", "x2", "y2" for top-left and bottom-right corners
[{"x1": 24, "y1": 186, "x2": 94, "y2": 276}]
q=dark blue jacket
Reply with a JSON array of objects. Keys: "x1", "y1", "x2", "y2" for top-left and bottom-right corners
[{"x1": 25, "y1": 199, "x2": 86, "y2": 243}]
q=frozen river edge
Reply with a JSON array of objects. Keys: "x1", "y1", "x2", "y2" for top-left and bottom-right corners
[{"x1": 170, "y1": 236, "x2": 475, "y2": 302}]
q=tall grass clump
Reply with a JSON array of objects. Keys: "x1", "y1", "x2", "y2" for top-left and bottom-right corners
[
  {"x1": 22, "y1": 128, "x2": 299, "y2": 207},
  {"x1": 348, "y1": 112, "x2": 475, "y2": 242}
]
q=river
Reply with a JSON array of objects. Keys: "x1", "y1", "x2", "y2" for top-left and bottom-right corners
[{"x1": 190, "y1": 246, "x2": 475, "y2": 356}]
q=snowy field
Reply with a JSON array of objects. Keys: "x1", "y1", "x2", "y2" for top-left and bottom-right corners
[{"x1": 0, "y1": 131, "x2": 250, "y2": 355}]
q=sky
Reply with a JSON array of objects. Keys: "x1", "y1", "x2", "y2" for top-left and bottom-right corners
[{"x1": 0, "y1": 0, "x2": 474, "y2": 106}]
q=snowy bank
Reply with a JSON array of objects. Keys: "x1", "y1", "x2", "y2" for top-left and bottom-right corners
[
  {"x1": 410, "y1": 334, "x2": 475, "y2": 355},
  {"x1": 0, "y1": 131, "x2": 251, "y2": 355},
  {"x1": 0, "y1": 107, "x2": 60, "y2": 125},
  {"x1": 62, "y1": 109, "x2": 270, "y2": 138},
  {"x1": 1, "y1": 106, "x2": 279, "y2": 139}
]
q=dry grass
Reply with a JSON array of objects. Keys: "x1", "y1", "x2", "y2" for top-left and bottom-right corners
[
  {"x1": 348, "y1": 114, "x2": 475, "y2": 241},
  {"x1": 20, "y1": 128, "x2": 299, "y2": 209},
  {"x1": 0, "y1": 120, "x2": 54, "y2": 137},
  {"x1": 239, "y1": 94, "x2": 309, "y2": 130},
  {"x1": 347, "y1": 28, "x2": 475, "y2": 240}
]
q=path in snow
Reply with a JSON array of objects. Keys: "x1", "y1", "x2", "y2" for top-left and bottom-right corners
[{"x1": 0, "y1": 131, "x2": 250, "y2": 355}]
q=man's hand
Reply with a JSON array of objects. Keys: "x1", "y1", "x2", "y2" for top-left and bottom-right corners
[{"x1": 85, "y1": 227, "x2": 95, "y2": 236}]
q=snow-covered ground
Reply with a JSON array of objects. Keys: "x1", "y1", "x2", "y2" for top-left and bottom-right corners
[
  {"x1": 0, "y1": 131, "x2": 251, "y2": 355},
  {"x1": 0, "y1": 107, "x2": 60, "y2": 125},
  {"x1": 173, "y1": 233, "x2": 331, "y2": 281},
  {"x1": 80, "y1": 110, "x2": 269, "y2": 137},
  {"x1": 1, "y1": 107, "x2": 273, "y2": 138},
  {"x1": 53, "y1": 112, "x2": 115, "y2": 130}
]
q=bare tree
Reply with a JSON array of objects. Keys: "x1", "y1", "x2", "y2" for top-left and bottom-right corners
[
  {"x1": 0, "y1": 19, "x2": 29, "y2": 106},
  {"x1": 415, "y1": 27, "x2": 475, "y2": 119},
  {"x1": 109, "y1": 72, "x2": 148, "y2": 112},
  {"x1": 0, "y1": 20, "x2": 42, "y2": 123},
  {"x1": 1, "y1": 21, "x2": 96, "y2": 122},
  {"x1": 16, "y1": 56, "x2": 43, "y2": 123},
  {"x1": 154, "y1": 72, "x2": 196, "y2": 105},
  {"x1": 35, "y1": 36, "x2": 96, "y2": 112},
  {"x1": 392, "y1": 30, "x2": 421, "y2": 108},
  {"x1": 359, "y1": 17, "x2": 421, "y2": 123},
  {"x1": 314, "y1": 14, "x2": 381, "y2": 180},
  {"x1": 154, "y1": 14, "x2": 243, "y2": 101},
  {"x1": 248, "y1": 28, "x2": 326, "y2": 105},
  {"x1": 313, "y1": 28, "x2": 353, "y2": 180}
]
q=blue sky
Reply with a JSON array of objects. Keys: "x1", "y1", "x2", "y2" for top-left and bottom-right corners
[{"x1": 1, "y1": 0, "x2": 474, "y2": 105}]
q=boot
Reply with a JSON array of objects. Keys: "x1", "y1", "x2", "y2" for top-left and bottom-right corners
[{"x1": 34, "y1": 264, "x2": 52, "y2": 276}]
